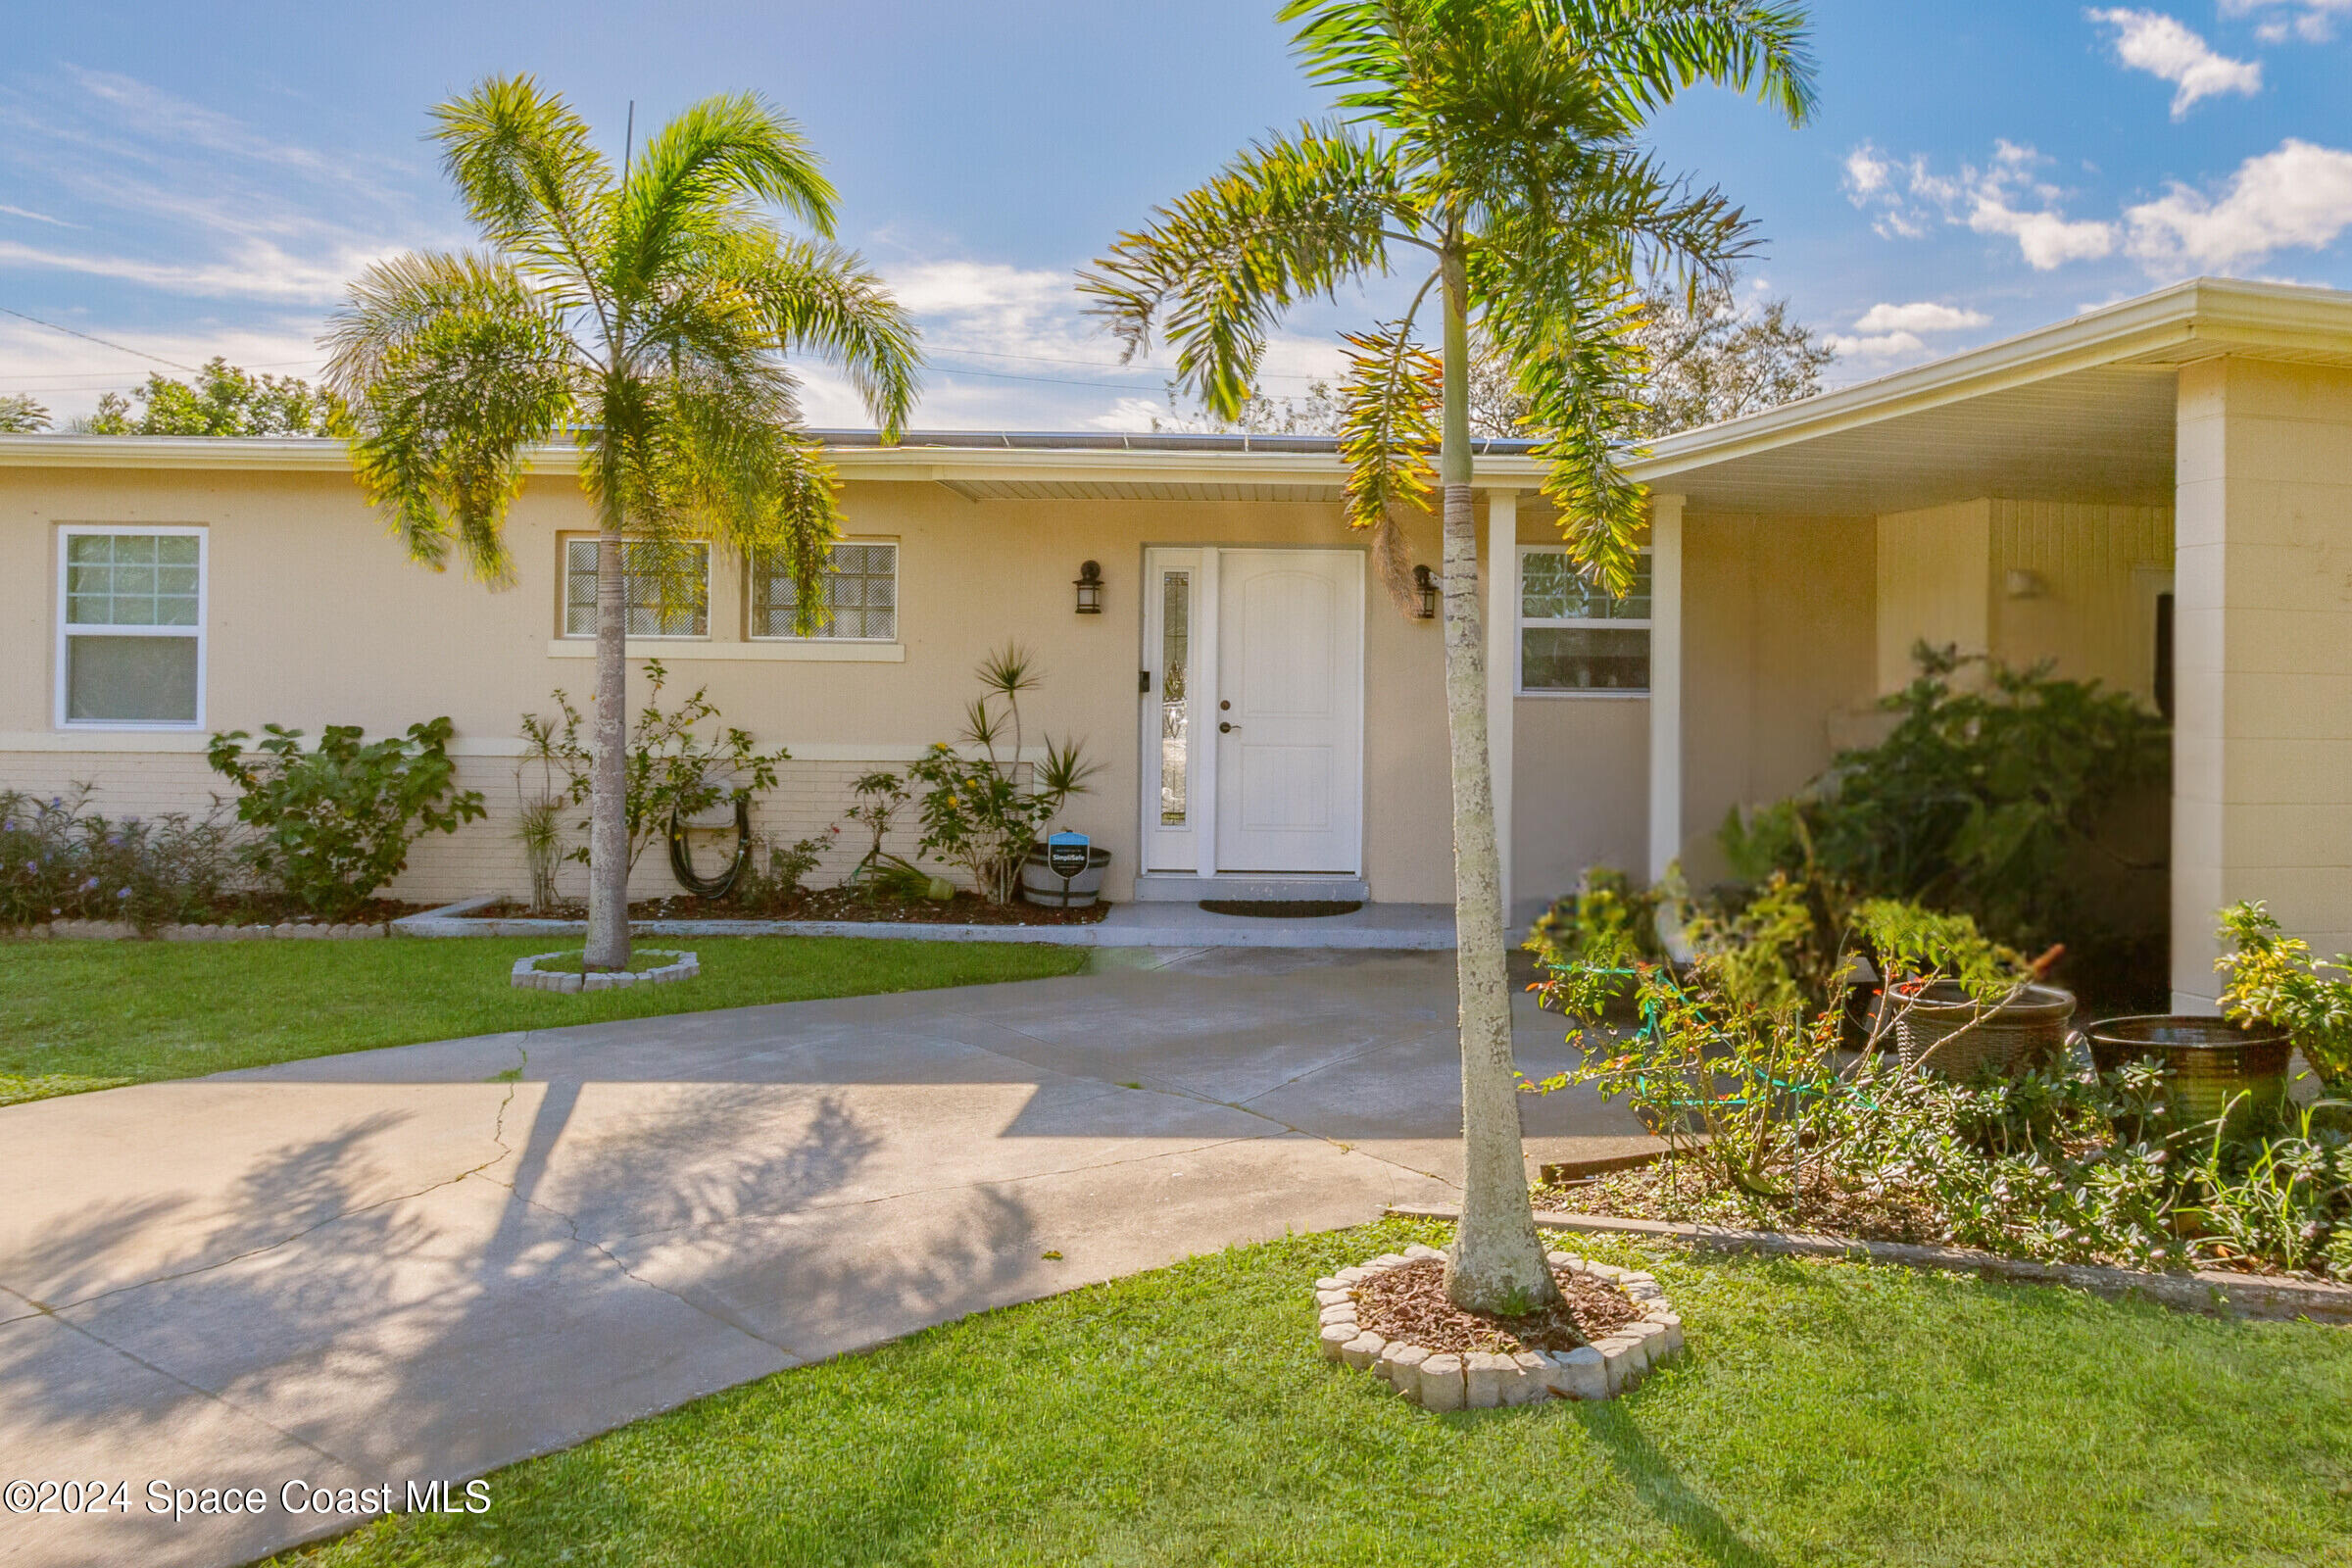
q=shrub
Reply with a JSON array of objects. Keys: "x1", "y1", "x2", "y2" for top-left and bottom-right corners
[
  {"x1": 207, "y1": 718, "x2": 486, "y2": 917},
  {"x1": 0, "y1": 785, "x2": 239, "y2": 930},
  {"x1": 906, "y1": 647, "x2": 1100, "y2": 904},
  {"x1": 2217, "y1": 900, "x2": 2352, "y2": 1089},
  {"x1": 523, "y1": 660, "x2": 789, "y2": 879},
  {"x1": 1718, "y1": 645, "x2": 2169, "y2": 997}
]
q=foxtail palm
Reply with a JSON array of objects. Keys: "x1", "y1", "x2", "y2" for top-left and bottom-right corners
[
  {"x1": 1082, "y1": 0, "x2": 1813, "y2": 1313},
  {"x1": 326, "y1": 77, "x2": 919, "y2": 970}
]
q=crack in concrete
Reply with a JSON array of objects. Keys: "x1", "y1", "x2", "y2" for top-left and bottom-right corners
[{"x1": 4, "y1": 1046, "x2": 530, "y2": 1325}]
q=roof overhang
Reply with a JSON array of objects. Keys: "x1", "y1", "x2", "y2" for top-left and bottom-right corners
[
  {"x1": 1632, "y1": 276, "x2": 2352, "y2": 516},
  {"x1": 0, "y1": 426, "x2": 1546, "y2": 502}
]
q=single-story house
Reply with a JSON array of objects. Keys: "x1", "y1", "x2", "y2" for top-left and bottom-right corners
[{"x1": 4, "y1": 276, "x2": 2350, "y2": 1008}]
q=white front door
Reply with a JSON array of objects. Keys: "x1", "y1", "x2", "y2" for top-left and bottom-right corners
[{"x1": 1213, "y1": 549, "x2": 1364, "y2": 872}]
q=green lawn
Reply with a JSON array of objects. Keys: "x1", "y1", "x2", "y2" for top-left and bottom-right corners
[
  {"x1": 280, "y1": 1218, "x2": 2352, "y2": 1568},
  {"x1": 0, "y1": 936, "x2": 1088, "y2": 1105}
]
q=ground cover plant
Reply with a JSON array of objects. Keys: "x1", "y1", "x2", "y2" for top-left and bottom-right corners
[
  {"x1": 273, "y1": 1217, "x2": 2352, "y2": 1568},
  {"x1": 0, "y1": 936, "x2": 1085, "y2": 1106},
  {"x1": 1529, "y1": 898, "x2": 2352, "y2": 1280}
]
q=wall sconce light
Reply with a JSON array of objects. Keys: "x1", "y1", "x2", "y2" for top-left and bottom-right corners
[
  {"x1": 1074, "y1": 560, "x2": 1104, "y2": 614},
  {"x1": 1412, "y1": 564, "x2": 1440, "y2": 619},
  {"x1": 2003, "y1": 568, "x2": 2047, "y2": 600}
]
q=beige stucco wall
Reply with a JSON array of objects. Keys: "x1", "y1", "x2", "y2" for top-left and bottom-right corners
[
  {"x1": 1676, "y1": 512, "x2": 1879, "y2": 887},
  {"x1": 0, "y1": 462, "x2": 1469, "y2": 905},
  {"x1": 2173, "y1": 356, "x2": 2352, "y2": 1007},
  {"x1": 1874, "y1": 497, "x2": 2175, "y2": 701},
  {"x1": 1876, "y1": 500, "x2": 1990, "y2": 694},
  {"x1": 1496, "y1": 509, "x2": 1649, "y2": 908}
]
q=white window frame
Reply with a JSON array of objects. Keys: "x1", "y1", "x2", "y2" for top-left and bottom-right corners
[
  {"x1": 1515, "y1": 543, "x2": 1651, "y2": 699},
  {"x1": 55, "y1": 524, "x2": 208, "y2": 731},
  {"x1": 749, "y1": 538, "x2": 900, "y2": 643},
  {"x1": 563, "y1": 537, "x2": 712, "y2": 640}
]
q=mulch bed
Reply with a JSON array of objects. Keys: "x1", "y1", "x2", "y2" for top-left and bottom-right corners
[
  {"x1": 1351, "y1": 1259, "x2": 1641, "y2": 1354},
  {"x1": 458, "y1": 888, "x2": 1111, "y2": 926}
]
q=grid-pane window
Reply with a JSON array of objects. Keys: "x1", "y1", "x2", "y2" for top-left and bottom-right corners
[
  {"x1": 1519, "y1": 548, "x2": 1650, "y2": 693},
  {"x1": 60, "y1": 530, "x2": 203, "y2": 725},
  {"x1": 564, "y1": 539, "x2": 710, "y2": 638},
  {"x1": 752, "y1": 542, "x2": 898, "y2": 640}
]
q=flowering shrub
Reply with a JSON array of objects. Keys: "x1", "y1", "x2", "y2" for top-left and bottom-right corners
[
  {"x1": 207, "y1": 717, "x2": 486, "y2": 917},
  {"x1": 0, "y1": 785, "x2": 239, "y2": 930}
]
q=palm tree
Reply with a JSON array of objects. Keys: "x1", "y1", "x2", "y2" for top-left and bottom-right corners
[
  {"x1": 1081, "y1": 0, "x2": 1813, "y2": 1314},
  {"x1": 326, "y1": 77, "x2": 920, "y2": 971}
]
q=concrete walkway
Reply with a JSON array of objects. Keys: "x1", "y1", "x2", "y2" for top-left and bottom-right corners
[{"x1": 0, "y1": 949, "x2": 1647, "y2": 1568}]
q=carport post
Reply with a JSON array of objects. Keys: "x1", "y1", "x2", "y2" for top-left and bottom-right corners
[{"x1": 1646, "y1": 494, "x2": 1686, "y2": 891}]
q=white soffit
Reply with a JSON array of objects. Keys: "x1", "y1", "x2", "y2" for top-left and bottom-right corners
[{"x1": 1634, "y1": 276, "x2": 2352, "y2": 517}]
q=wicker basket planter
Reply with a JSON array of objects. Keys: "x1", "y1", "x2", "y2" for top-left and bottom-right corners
[
  {"x1": 1891, "y1": 981, "x2": 2076, "y2": 1078},
  {"x1": 2081, "y1": 1014, "x2": 2293, "y2": 1137}
]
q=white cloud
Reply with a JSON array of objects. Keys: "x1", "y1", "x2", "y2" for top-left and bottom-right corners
[
  {"x1": 2221, "y1": 0, "x2": 2352, "y2": 43},
  {"x1": 1842, "y1": 139, "x2": 2117, "y2": 270},
  {"x1": 1827, "y1": 300, "x2": 1994, "y2": 364},
  {"x1": 2085, "y1": 9, "x2": 2261, "y2": 119},
  {"x1": 1823, "y1": 329, "x2": 1928, "y2": 362},
  {"x1": 2126, "y1": 137, "x2": 2352, "y2": 273},
  {"x1": 0, "y1": 203, "x2": 75, "y2": 227},
  {"x1": 1851, "y1": 301, "x2": 1991, "y2": 333},
  {"x1": 0, "y1": 236, "x2": 389, "y2": 305}
]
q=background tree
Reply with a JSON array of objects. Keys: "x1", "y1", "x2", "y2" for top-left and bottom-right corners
[
  {"x1": 326, "y1": 75, "x2": 918, "y2": 971},
  {"x1": 1083, "y1": 0, "x2": 1813, "y2": 1314},
  {"x1": 0, "y1": 394, "x2": 50, "y2": 432},
  {"x1": 77, "y1": 358, "x2": 342, "y2": 435},
  {"x1": 1469, "y1": 269, "x2": 1833, "y2": 436},
  {"x1": 1157, "y1": 267, "x2": 1833, "y2": 439}
]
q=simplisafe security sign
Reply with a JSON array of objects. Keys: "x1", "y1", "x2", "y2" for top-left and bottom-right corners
[{"x1": 1045, "y1": 832, "x2": 1091, "y2": 878}]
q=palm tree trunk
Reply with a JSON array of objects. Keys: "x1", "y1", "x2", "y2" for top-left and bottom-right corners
[
  {"x1": 584, "y1": 499, "x2": 632, "y2": 972},
  {"x1": 1437, "y1": 249, "x2": 1560, "y2": 1316}
]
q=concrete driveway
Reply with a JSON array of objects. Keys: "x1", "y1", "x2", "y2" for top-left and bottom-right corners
[{"x1": 0, "y1": 948, "x2": 1647, "y2": 1568}]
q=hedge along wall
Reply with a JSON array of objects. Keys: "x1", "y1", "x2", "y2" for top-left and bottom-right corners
[{"x1": 0, "y1": 751, "x2": 943, "y2": 906}]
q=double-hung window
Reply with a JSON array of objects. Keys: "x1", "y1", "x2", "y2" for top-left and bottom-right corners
[
  {"x1": 1517, "y1": 547, "x2": 1650, "y2": 694},
  {"x1": 752, "y1": 541, "x2": 898, "y2": 641},
  {"x1": 563, "y1": 539, "x2": 710, "y2": 638},
  {"x1": 59, "y1": 527, "x2": 205, "y2": 727}
]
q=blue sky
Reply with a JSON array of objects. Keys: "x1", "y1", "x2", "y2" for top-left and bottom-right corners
[{"x1": 3, "y1": 1, "x2": 2350, "y2": 429}]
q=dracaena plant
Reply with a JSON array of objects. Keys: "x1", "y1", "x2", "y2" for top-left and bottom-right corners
[
  {"x1": 325, "y1": 75, "x2": 920, "y2": 971},
  {"x1": 1081, "y1": 0, "x2": 1815, "y2": 1314}
]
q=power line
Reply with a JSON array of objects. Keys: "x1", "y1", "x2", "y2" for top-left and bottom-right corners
[{"x1": 0, "y1": 305, "x2": 204, "y2": 374}]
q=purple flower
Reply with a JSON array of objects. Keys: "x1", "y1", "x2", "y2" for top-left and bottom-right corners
[{"x1": 117, "y1": 887, "x2": 132, "y2": 900}]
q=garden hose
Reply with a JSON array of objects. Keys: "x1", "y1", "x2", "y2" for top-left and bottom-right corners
[{"x1": 667, "y1": 795, "x2": 753, "y2": 899}]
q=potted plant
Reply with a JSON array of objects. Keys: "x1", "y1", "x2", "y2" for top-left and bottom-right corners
[
  {"x1": 1021, "y1": 830, "x2": 1111, "y2": 907},
  {"x1": 2211, "y1": 900, "x2": 2352, "y2": 1128}
]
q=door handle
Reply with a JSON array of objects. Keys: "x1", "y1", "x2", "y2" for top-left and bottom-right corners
[{"x1": 1219, "y1": 721, "x2": 1238, "y2": 733}]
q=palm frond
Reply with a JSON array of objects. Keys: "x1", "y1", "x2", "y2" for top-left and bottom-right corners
[
  {"x1": 713, "y1": 232, "x2": 923, "y2": 439},
  {"x1": 432, "y1": 75, "x2": 614, "y2": 288},
  {"x1": 323, "y1": 250, "x2": 577, "y2": 582},
  {"x1": 1335, "y1": 319, "x2": 1443, "y2": 614},
  {"x1": 1545, "y1": 0, "x2": 1819, "y2": 124},
  {"x1": 609, "y1": 92, "x2": 838, "y2": 307},
  {"x1": 1078, "y1": 122, "x2": 1404, "y2": 421}
]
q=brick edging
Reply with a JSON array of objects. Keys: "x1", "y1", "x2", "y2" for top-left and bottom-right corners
[{"x1": 1384, "y1": 1204, "x2": 2352, "y2": 1325}]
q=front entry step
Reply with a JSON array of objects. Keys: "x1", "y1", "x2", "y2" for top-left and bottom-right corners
[{"x1": 1132, "y1": 873, "x2": 1371, "y2": 904}]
